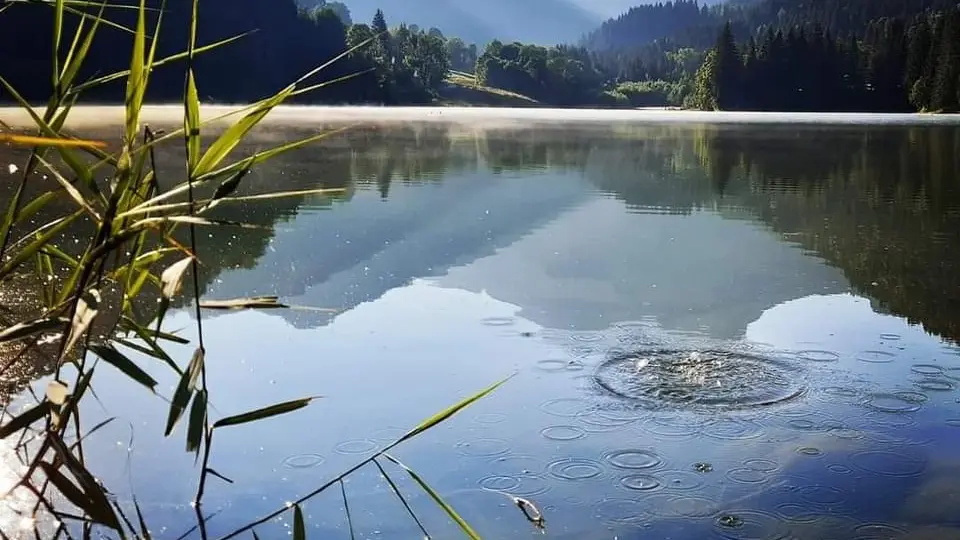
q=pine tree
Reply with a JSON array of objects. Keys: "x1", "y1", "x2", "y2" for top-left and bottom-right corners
[
  {"x1": 714, "y1": 22, "x2": 743, "y2": 109},
  {"x1": 931, "y1": 9, "x2": 960, "y2": 111}
]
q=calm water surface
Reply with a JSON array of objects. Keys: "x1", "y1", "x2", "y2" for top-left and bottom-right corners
[{"x1": 4, "y1": 111, "x2": 960, "y2": 539}]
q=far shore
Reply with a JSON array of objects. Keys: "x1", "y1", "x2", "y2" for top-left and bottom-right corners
[{"x1": 1, "y1": 105, "x2": 958, "y2": 130}]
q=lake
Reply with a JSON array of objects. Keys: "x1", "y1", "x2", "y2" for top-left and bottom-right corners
[{"x1": 2, "y1": 108, "x2": 960, "y2": 539}]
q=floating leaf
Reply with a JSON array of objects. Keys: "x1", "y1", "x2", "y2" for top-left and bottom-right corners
[
  {"x1": 61, "y1": 288, "x2": 100, "y2": 361},
  {"x1": 512, "y1": 496, "x2": 545, "y2": 531},
  {"x1": 46, "y1": 380, "x2": 69, "y2": 406},
  {"x1": 0, "y1": 402, "x2": 50, "y2": 439},
  {"x1": 292, "y1": 504, "x2": 306, "y2": 540},
  {"x1": 89, "y1": 344, "x2": 157, "y2": 391},
  {"x1": 212, "y1": 397, "x2": 315, "y2": 429},
  {"x1": 199, "y1": 297, "x2": 289, "y2": 310},
  {"x1": 164, "y1": 347, "x2": 204, "y2": 436},
  {"x1": 0, "y1": 317, "x2": 66, "y2": 343},
  {"x1": 383, "y1": 454, "x2": 480, "y2": 540}
]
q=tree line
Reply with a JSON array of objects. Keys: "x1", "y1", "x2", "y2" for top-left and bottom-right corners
[
  {"x1": 690, "y1": 6, "x2": 960, "y2": 112},
  {"x1": 0, "y1": 0, "x2": 470, "y2": 105}
]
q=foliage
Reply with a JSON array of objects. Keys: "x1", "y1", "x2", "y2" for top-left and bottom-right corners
[
  {"x1": 0, "y1": 1, "x2": 514, "y2": 538},
  {"x1": 689, "y1": 7, "x2": 960, "y2": 113}
]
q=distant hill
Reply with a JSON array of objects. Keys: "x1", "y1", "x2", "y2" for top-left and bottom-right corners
[
  {"x1": 572, "y1": 0, "x2": 725, "y2": 18},
  {"x1": 332, "y1": 0, "x2": 600, "y2": 45}
]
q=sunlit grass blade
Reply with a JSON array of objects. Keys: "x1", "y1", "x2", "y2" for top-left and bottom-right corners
[
  {"x1": 58, "y1": 0, "x2": 105, "y2": 89},
  {"x1": 293, "y1": 504, "x2": 306, "y2": 540},
  {"x1": 155, "y1": 256, "x2": 192, "y2": 332},
  {"x1": 164, "y1": 347, "x2": 204, "y2": 436},
  {"x1": 0, "y1": 75, "x2": 93, "y2": 185},
  {"x1": 0, "y1": 317, "x2": 66, "y2": 343},
  {"x1": 373, "y1": 458, "x2": 431, "y2": 538},
  {"x1": 0, "y1": 134, "x2": 107, "y2": 149},
  {"x1": 291, "y1": 69, "x2": 375, "y2": 98},
  {"x1": 198, "y1": 297, "x2": 288, "y2": 310},
  {"x1": 0, "y1": 209, "x2": 83, "y2": 281},
  {"x1": 89, "y1": 344, "x2": 157, "y2": 391},
  {"x1": 395, "y1": 375, "x2": 512, "y2": 446},
  {"x1": 133, "y1": 215, "x2": 270, "y2": 230},
  {"x1": 53, "y1": 0, "x2": 65, "y2": 90},
  {"x1": 192, "y1": 87, "x2": 295, "y2": 177},
  {"x1": 70, "y1": 32, "x2": 253, "y2": 95},
  {"x1": 35, "y1": 155, "x2": 102, "y2": 221},
  {"x1": 60, "y1": 288, "x2": 100, "y2": 362},
  {"x1": 0, "y1": 402, "x2": 50, "y2": 439},
  {"x1": 383, "y1": 453, "x2": 480, "y2": 540},
  {"x1": 186, "y1": 389, "x2": 206, "y2": 455},
  {"x1": 292, "y1": 36, "x2": 375, "y2": 88},
  {"x1": 13, "y1": 191, "x2": 57, "y2": 227},
  {"x1": 212, "y1": 397, "x2": 316, "y2": 429},
  {"x1": 184, "y1": 69, "x2": 200, "y2": 169},
  {"x1": 124, "y1": 0, "x2": 147, "y2": 141},
  {"x1": 194, "y1": 125, "x2": 353, "y2": 183}
]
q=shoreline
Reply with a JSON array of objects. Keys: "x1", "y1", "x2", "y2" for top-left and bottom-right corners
[{"x1": 2, "y1": 105, "x2": 959, "y2": 130}]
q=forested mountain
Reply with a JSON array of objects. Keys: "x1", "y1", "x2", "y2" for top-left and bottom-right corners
[
  {"x1": 583, "y1": 0, "x2": 960, "y2": 52},
  {"x1": 0, "y1": 0, "x2": 455, "y2": 105},
  {"x1": 320, "y1": 0, "x2": 599, "y2": 45}
]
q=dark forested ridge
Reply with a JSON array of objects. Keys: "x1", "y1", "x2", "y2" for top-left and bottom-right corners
[{"x1": 2, "y1": 0, "x2": 959, "y2": 112}]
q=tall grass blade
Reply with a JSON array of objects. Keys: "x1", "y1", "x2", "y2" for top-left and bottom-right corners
[
  {"x1": 48, "y1": 433, "x2": 121, "y2": 530},
  {"x1": 89, "y1": 344, "x2": 158, "y2": 391},
  {"x1": 373, "y1": 459, "x2": 431, "y2": 539},
  {"x1": 0, "y1": 402, "x2": 50, "y2": 439},
  {"x1": 39, "y1": 461, "x2": 98, "y2": 520},
  {"x1": 0, "y1": 134, "x2": 107, "y2": 149},
  {"x1": 61, "y1": 289, "x2": 100, "y2": 362},
  {"x1": 155, "y1": 256, "x2": 192, "y2": 331},
  {"x1": 133, "y1": 499, "x2": 152, "y2": 540},
  {"x1": 339, "y1": 480, "x2": 355, "y2": 540},
  {"x1": 192, "y1": 87, "x2": 294, "y2": 177},
  {"x1": 204, "y1": 468, "x2": 233, "y2": 484},
  {"x1": 184, "y1": 70, "x2": 201, "y2": 169},
  {"x1": 164, "y1": 347, "x2": 204, "y2": 436},
  {"x1": 292, "y1": 504, "x2": 306, "y2": 540},
  {"x1": 53, "y1": 0, "x2": 65, "y2": 90},
  {"x1": 0, "y1": 317, "x2": 66, "y2": 343},
  {"x1": 71, "y1": 32, "x2": 253, "y2": 94},
  {"x1": 186, "y1": 389, "x2": 206, "y2": 455},
  {"x1": 383, "y1": 454, "x2": 480, "y2": 540},
  {"x1": 14, "y1": 191, "x2": 58, "y2": 226},
  {"x1": 0, "y1": 210, "x2": 83, "y2": 281},
  {"x1": 194, "y1": 126, "x2": 352, "y2": 183},
  {"x1": 125, "y1": 0, "x2": 147, "y2": 141},
  {"x1": 0, "y1": 75, "x2": 92, "y2": 184},
  {"x1": 60, "y1": 0, "x2": 103, "y2": 90},
  {"x1": 395, "y1": 375, "x2": 512, "y2": 446},
  {"x1": 212, "y1": 397, "x2": 316, "y2": 429},
  {"x1": 36, "y1": 155, "x2": 102, "y2": 221},
  {"x1": 46, "y1": 380, "x2": 69, "y2": 405}
]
